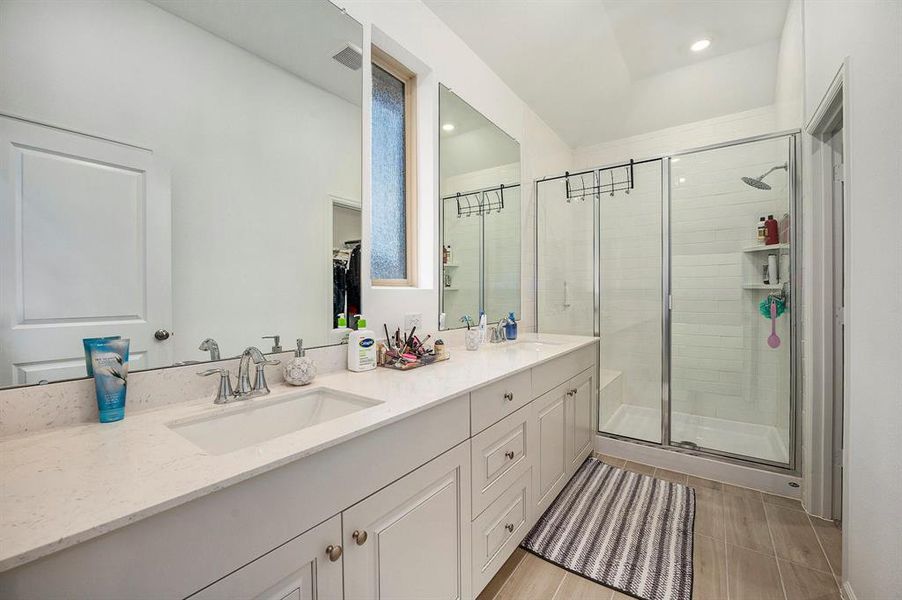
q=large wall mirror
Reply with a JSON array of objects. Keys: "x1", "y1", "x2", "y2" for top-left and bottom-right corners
[
  {"x1": 0, "y1": 0, "x2": 362, "y2": 388},
  {"x1": 438, "y1": 85, "x2": 521, "y2": 330}
]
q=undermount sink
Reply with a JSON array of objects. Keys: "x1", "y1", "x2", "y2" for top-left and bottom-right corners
[
  {"x1": 168, "y1": 388, "x2": 382, "y2": 455},
  {"x1": 500, "y1": 339, "x2": 563, "y2": 350}
]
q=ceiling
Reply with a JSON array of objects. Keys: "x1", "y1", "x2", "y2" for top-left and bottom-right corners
[
  {"x1": 424, "y1": 0, "x2": 790, "y2": 148},
  {"x1": 149, "y1": 0, "x2": 363, "y2": 105}
]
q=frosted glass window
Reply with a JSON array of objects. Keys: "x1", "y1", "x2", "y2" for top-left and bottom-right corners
[{"x1": 371, "y1": 64, "x2": 408, "y2": 281}]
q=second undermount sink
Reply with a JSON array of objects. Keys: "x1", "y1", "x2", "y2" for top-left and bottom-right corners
[
  {"x1": 501, "y1": 339, "x2": 563, "y2": 351},
  {"x1": 168, "y1": 388, "x2": 382, "y2": 455}
]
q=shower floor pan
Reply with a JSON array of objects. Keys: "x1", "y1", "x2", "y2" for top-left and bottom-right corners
[{"x1": 601, "y1": 403, "x2": 789, "y2": 464}]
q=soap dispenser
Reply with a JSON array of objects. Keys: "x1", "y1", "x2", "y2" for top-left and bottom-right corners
[{"x1": 283, "y1": 338, "x2": 317, "y2": 386}]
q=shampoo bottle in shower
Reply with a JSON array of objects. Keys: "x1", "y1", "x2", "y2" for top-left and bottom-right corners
[
  {"x1": 757, "y1": 217, "x2": 767, "y2": 244},
  {"x1": 765, "y1": 215, "x2": 779, "y2": 245}
]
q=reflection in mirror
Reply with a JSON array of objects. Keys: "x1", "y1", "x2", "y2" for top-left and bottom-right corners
[
  {"x1": 439, "y1": 85, "x2": 520, "y2": 330},
  {"x1": 0, "y1": 0, "x2": 362, "y2": 388}
]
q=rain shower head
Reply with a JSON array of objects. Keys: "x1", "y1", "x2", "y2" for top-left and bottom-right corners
[{"x1": 741, "y1": 162, "x2": 787, "y2": 191}]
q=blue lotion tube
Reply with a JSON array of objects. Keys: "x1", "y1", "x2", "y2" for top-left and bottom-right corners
[
  {"x1": 82, "y1": 336, "x2": 121, "y2": 377},
  {"x1": 90, "y1": 338, "x2": 130, "y2": 423}
]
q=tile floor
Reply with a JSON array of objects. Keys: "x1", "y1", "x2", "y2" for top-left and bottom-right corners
[{"x1": 477, "y1": 454, "x2": 842, "y2": 600}]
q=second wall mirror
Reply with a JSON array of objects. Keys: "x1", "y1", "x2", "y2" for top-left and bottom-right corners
[{"x1": 438, "y1": 84, "x2": 521, "y2": 330}]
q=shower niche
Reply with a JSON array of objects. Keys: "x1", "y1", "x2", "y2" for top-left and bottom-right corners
[{"x1": 536, "y1": 133, "x2": 798, "y2": 470}]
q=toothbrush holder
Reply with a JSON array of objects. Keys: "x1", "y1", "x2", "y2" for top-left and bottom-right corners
[{"x1": 464, "y1": 329, "x2": 480, "y2": 351}]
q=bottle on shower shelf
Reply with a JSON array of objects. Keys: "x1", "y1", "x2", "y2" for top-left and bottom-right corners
[
  {"x1": 757, "y1": 217, "x2": 767, "y2": 244},
  {"x1": 765, "y1": 214, "x2": 779, "y2": 245}
]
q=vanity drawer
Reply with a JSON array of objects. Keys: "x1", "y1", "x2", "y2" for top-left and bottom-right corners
[
  {"x1": 532, "y1": 343, "x2": 596, "y2": 398},
  {"x1": 471, "y1": 404, "x2": 531, "y2": 517},
  {"x1": 471, "y1": 370, "x2": 532, "y2": 434},
  {"x1": 471, "y1": 470, "x2": 532, "y2": 596}
]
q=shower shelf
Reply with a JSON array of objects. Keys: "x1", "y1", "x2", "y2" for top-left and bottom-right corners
[
  {"x1": 742, "y1": 243, "x2": 790, "y2": 253},
  {"x1": 743, "y1": 283, "x2": 784, "y2": 290},
  {"x1": 443, "y1": 263, "x2": 459, "y2": 268}
]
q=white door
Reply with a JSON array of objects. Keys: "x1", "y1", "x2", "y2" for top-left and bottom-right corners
[
  {"x1": 188, "y1": 515, "x2": 343, "y2": 600},
  {"x1": 0, "y1": 116, "x2": 171, "y2": 386},
  {"x1": 531, "y1": 382, "x2": 567, "y2": 514},
  {"x1": 342, "y1": 443, "x2": 471, "y2": 600},
  {"x1": 566, "y1": 368, "x2": 595, "y2": 474}
]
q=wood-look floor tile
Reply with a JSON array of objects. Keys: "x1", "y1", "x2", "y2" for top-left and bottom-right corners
[
  {"x1": 810, "y1": 517, "x2": 843, "y2": 576},
  {"x1": 688, "y1": 475, "x2": 722, "y2": 490},
  {"x1": 496, "y1": 553, "x2": 566, "y2": 600},
  {"x1": 623, "y1": 461, "x2": 655, "y2": 476},
  {"x1": 693, "y1": 534, "x2": 727, "y2": 600},
  {"x1": 722, "y1": 483, "x2": 763, "y2": 501},
  {"x1": 727, "y1": 544, "x2": 784, "y2": 600},
  {"x1": 764, "y1": 492, "x2": 804, "y2": 511},
  {"x1": 477, "y1": 548, "x2": 526, "y2": 600},
  {"x1": 723, "y1": 493, "x2": 773, "y2": 554},
  {"x1": 552, "y1": 573, "x2": 613, "y2": 600},
  {"x1": 694, "y1": 487, "x2": 725, "y2": 539},
  {"x1": 654, "y1": 468, "x2": 688, "y2": 485},
  {"x1": 765, "y1": 503, "x2": 831, "y2": 572},
  {"x1": 596, "y1": 453, "x2": 626, "y2": 468},
  {"x1": 779, "y1": 559, "x2": 841, "y2": 600}
]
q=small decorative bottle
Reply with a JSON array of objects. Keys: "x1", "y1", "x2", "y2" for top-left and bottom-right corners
[{"x1": 283, "y1": 338, "x2": 316, "y2": 386}]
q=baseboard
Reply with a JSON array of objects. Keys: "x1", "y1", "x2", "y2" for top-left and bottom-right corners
[
  {"x1": 595, "y1": 435, "x2": 802, "y2": 498},
  {"x1": 841, "y1": 580, "x2": 856, "y2": 600}
]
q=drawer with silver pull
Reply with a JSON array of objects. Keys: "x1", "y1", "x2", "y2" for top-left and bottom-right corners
[
  {"x1": 471, "y1": 469, "x2": 532, "y2": 596},
  {"x1": 470, "y1": 369, "x2": 532, "y2": 434},
  {"x1": 471, "y1": 403, "x2": 531, "y2": 516}
]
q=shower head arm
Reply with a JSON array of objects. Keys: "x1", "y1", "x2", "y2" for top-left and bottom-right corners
[{"x1": 757, "y1": 163, "x2": 788, "y2": 181}]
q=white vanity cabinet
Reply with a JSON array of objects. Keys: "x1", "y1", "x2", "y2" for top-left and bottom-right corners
[
  {"x1": 0, "y1": 341, "x2": 598, "y2": 600},
  {"x1": 188, "y1": 515, "x2": 344, "y2": 600},
  {"x1": 343, "y1": 442, "x2": 471, "y2": 600},
  {"x1": 566, "y1": 367, "x2": 596, "y2": 475}
]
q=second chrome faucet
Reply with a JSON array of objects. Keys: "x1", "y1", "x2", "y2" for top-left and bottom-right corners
[{"x1": 198, "y1": 346, "x2": 281, "y2": 404}]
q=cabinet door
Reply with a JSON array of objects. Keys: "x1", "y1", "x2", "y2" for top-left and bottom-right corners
[
  {"x1": 531, "y1": 383, "x2": 568, "y2": 515},
  {"x1": 566, "y1": 367, "x2": 595, "y2": 475},
  {"x1": 188, "y1": 515, "x2": 343, "y2": 600},
  {"x1": 342, "y1": 442, "x2": 471, "y2": 600}
]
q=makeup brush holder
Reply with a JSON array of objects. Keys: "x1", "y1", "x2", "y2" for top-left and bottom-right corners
[{"x1": 465, "y1": 329, "x2": 480, "y2": 351}]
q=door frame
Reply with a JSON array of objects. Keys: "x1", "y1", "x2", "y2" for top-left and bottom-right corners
[{"x1": 803, "y1": 60, "x2": 850, "y2": 522}]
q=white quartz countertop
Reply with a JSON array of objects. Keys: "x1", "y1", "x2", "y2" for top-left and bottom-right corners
[{"x1": 0, "y1": 333, "x2": 597, "y2": 572}]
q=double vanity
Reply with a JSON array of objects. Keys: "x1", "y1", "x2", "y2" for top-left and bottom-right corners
[{"x1": 0, "y1": 333, "x2": 598, "y2": 600}]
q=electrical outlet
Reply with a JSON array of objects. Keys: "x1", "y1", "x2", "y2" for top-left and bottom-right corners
[{"x1": 404, "y1": 313, "x2": 422, "y2": 331}]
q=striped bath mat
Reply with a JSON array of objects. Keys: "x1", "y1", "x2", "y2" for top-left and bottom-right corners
[{"x1": 521, "y1": 458, "x2": 695, "y2": 600}]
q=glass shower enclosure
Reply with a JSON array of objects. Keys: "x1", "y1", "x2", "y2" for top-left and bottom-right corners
[{"x1": 536, "y1": 133, "x2": 798, "y2": 469}]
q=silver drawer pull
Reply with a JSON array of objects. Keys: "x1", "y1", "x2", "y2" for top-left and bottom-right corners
[
  {"x1": 505, "y1": 523, "x2": 514, "y2": 533},
  {"x1": 503, "y1": 391, "x2": 514, "y2": 402},
  {"x1": 505, "y1": 450, "x2": 515, "y2": 460}
]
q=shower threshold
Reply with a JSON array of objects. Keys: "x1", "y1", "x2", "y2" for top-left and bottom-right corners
[{"x1": 601, "y1": 404, "x2": 789, "y2": 464}]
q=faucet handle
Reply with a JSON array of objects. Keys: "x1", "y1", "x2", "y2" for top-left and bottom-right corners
[
  {"x1": 262, "y1": 335, "x2": 282, "y2": 353},
  {"x1": 252, "y1": 360, "x2": 280, "y2": 394},
  {"x1": 197, "y1": 368, "x2": 234, "y2": 404}
]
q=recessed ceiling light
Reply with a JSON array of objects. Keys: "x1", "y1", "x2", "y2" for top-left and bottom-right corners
[
  {"x1": 691, "y1": 39, "x2": 711, "y2": 52},
  {"x1": 679, "y1": 177, "x2": 686, "y2": 184},
  {"x1": 442, "y1": 123, "x2": 455, "y2": 132}
]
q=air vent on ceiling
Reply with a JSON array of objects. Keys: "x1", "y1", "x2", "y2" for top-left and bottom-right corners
[{"x1": 332, "y1": 43, "x2": 362, "y2": 71}]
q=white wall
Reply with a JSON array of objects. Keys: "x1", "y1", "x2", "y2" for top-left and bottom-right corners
[
  {"x1": 0, "y1": 0, "x2": 361, "y2": 361},
  {"x1": 341, "y1": 0, "x2": 572, "y2": 336},
  {"x1": 773, "y1": 0, "x2": 804, "y2": 130},
  {"x1": 802, "y1": 1, "x2": 902, "y2": 597}
]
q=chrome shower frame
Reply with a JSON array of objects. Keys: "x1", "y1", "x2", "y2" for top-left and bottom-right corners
[{"x1": 534, "y1": 130, "x2": 803, "y2": 475}]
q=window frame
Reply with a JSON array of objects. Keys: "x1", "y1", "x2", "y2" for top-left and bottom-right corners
[{"x1": 370, "y1": 45, "x2": 418, "y2": 287}]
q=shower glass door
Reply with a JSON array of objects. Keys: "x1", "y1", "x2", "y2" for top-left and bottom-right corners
[
  {"x1": 598, "y1": 160, "x2": 664, "y2": 443},
  {"x1": 668, "y1": 137, "x2": 792, "y2": 464}
]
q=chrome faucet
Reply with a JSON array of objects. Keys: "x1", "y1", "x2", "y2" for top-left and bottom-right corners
[
  {"x1": 236, "y1": 346, "x2": 280, "y2": 398},
  {"x1": 490, "y1": 317, "x2": 509, "y2": 344},
  {"x1": 198, "y1": 338, "x2": 221, "y2": 361},
  {"x1": 197, "y1": 346, "x2": 280, "y2": 404}
]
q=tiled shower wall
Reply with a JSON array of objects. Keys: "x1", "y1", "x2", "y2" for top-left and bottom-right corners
[{"x1": 670, "y1": 139, "x2": 791, "y2": 436}]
